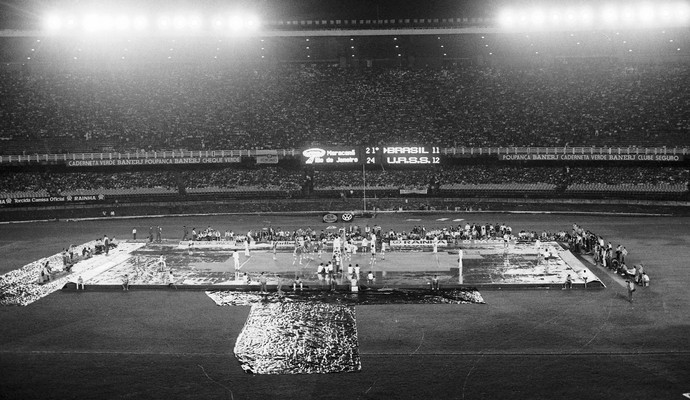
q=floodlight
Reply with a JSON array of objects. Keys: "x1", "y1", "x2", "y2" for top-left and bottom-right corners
[
  {"x1": 548, "y1": 9, "x2": 562, "y2": 26},
  {"x1": 563, "y1": 8, "x2": 578, "y2": 26},
  {"x1": 621, "y1": 6, "x2": 637, "y2": 25},
  {"x1": 229, "y1": 15, "x2": 243, "y2": 31},
  {"x1": 529, "y1": 9, "x2": 546, "y2": 27},
  {"x1": 246, "y1": 15, "x2": 261, "y2": 30},
  {"x1": 157, "y1": 15, "x2": 171, "y2": 30},
  {"x1": 658, "y1": 4, "x2": 675, "y2": 22},
  {"x1": 188, "y1": 15, "x2": 203, "y2": 31},
  {"x1": 674, "y1": 2, "x2": 690, "y2": 24},
  {"x1": 115, "y1": 15, "x2": 131, "y2": 31},
  {"x1": 82, "y1": 14, "x2": 100, "y2": 32},
  {"x1": 172, "y1": 15, "x2": 187, "y2": 30},
  {"x1": 637, "y1": 3, "x2": 656, "y2": 26},
  {"x1": 497, "y1": 9, "x2": 516, "y2": 28},
  {"x1": 578, "y1": 6, "x2": 594, "y2": 27},
  {"x1": 601, "y1": 5, "x2": 619, "y2": 26},
  {"x1": 211, "y1": 16, "x2": 224, "y2": 30},
  {"x1": 44, "y1": 14, "x2": 63, "y2": 31},
  {"x1": 133, "y1": 15, "x2": 148, "y2": 31},
  {"x1": 516, "y1": 11, "x2": 529, "y2": 26}
]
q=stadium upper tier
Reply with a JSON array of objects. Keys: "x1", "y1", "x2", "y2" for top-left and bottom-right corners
[{"x1": 1, "y1": 61, "x2": 689, "y2": 153}]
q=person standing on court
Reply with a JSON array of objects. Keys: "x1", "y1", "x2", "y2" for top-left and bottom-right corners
[
  {"x1": 259, "y1": 272, "x2": 267, "y2": 293},
  {"x1": 626, "y1": 280, "x2": 636, "y2": 302},
  {"x1": 156, "y1": 226, "x2": 162, "y2": 243},
  {"x1": 233, "y1": 250, "x2": 240, "y2": 280},
  {"x1": 104, "y1": 235, "x2": 110, "y2": 255},
  {"x1": 132, "y1": 227, "x2": 136, "y2": 240}
]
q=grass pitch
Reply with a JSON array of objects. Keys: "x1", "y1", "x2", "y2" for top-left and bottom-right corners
[{"x1": 1, "y1": 212, "x2": 689, "y2": 399}]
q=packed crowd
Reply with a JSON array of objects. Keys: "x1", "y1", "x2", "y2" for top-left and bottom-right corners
[
  {"x1": 0, "y1": 165, "x2": 687, "y2": 195},
  {"x1": 1, "y1": 62, "x2": 688, "y2": 153}
]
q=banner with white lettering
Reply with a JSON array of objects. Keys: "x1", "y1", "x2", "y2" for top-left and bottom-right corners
[
  {"x1": 66, "y1": 156, "x2": 242, "y2": 167},
  {"x1": 0, "y1": 194, "x2": 105, "y2": 206},
  {"x1": 498, "y1": 154, "x2": 684, "y2": 162},
  {"x1": 390, "y1": 239, "x2": 448, "y2": 248}
]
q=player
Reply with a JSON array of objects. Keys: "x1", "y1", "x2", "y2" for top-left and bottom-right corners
[
  {"x1": 370, "y1": 240, "x2": 377, "y2": 263},
  {"x1": 361, "y1": 236, "x2": 369, "y2": 255},
  {"x1": 293, "y1": 239, "x2": 304, "y2": 265},
  {"x1": 244, "y1": 238, "x2": 251, "y2": 257},
  {"x1": 232, "y1": 250, "x2": 241, "y2": 280}
]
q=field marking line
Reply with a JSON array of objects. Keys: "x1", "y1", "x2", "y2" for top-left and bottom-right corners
[
  {"x1": 198, "y1": 364, "x2": 234, "y2": 400},
  {"x1": 0, "y1": 349, "x2": 231, "y2": 356},
  {"x1": 364, "y1": 379, "x2": 378, "y2": 395},
  {"x1": 410, "y1": 330, "x2": 425, "y2": 356}
]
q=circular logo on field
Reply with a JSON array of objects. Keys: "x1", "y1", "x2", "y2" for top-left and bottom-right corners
[
  {"x1": 322, "y1": 213, "x2": 338, "y2": 223},
  {"x1": 341, "y1": 213, "x2": 354, "y2": 222}
]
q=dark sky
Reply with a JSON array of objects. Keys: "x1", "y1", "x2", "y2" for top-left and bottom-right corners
[{"x1": 0, "y1": 0, "x2": 504, "y2": 29}]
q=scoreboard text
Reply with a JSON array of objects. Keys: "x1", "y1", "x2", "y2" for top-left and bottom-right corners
[{"x1": 364, "y1": 146, "x2": 442, "y2": 165}]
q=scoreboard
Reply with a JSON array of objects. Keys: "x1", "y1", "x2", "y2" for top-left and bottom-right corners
[
  {"x1": 301, "y1": 146, "x2": 442, "y2": 167},
  {"x1": 364, "y1": 146, "x2": 442, "y2": 165}
]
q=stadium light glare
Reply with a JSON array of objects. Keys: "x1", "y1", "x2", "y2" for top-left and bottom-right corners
[
  {"x1": 620, "y1": 6, "x2": 637, "y2": 25},
  {"x1": 674, "y1": 2, "x2": 690, "y2": 24},
  {"x1": 548, "y1": 9, "x2": 562, "y2": 25},
  {"x1": 637, "y1": 4, "x2": 656, "y2": 26},
  {"x1": 211, "y1": 16, "x2": 224, "y2": 30},
  {"x1": 228, "y1": 15, "x2": 243, "y2": 31},
  {"x1": 115, "y1": 15, "x2": 131, "y2": 31},
  {"x1": 44, "y1": 14, "x2": 63, "y2": 31},
  {"x1": 578, "y1": 6, "x2": 594, "y2": 27},
  {"x1": 563, "y1": 8, "x2": 578, "y2": 27},
  {"x1": 81, "y1": 14, "x2": 100, "y2": 32},
  {"x1": 188, "y1": 15, "x2": 203, "y2": 31},
  {"x1": 172, "y1": 15, "x2": 188, "y2": 30},
  {"x1": 133, "y1": 15, "x2": 148, "y2": 31},
  {"x1": 497, "y1": 9, "x2": 516, "y2": 28},
  {"x1": 658, "y1": 4, "x2": 675, "y2": 22},
  {"x1": 246, "y1": 15, "x2": 261, "y2": 31},
  {"x1": 601, "y1": 5, "x2": 619, "y2": 26},
  {"x1": 157, "y1": 15, "x2": 172, "y2": 30},
  {"x1": 529, "y1": 9, "x2": 546, "y2": 27}
]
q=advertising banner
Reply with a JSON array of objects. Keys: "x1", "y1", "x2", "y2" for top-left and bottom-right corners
[
  {"x1": 302, "y1": 147, "x2": 360, "y2": 166},
  {"x1": 0, "y1": 194, "x2": 105, "y2": 206},
  {"x1": 498, "y1": 154, "x2": 684, "y2": 162},
  {"x1": 66, "y1": 157, "x2": 242, "y2": 167},
  {"x1": 390, "y1": 239, "x2": 448, "y2": 248}
]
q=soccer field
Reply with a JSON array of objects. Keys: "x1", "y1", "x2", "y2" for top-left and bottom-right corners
[{"x1": 1, "y1": 212, "x2": 689, "y2": 399}]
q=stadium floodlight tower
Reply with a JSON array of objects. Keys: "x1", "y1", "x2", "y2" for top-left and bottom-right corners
[
  {"x1": 41, "y1": 9, "x2": 262, "y2": 37},
  {"x1": 497, "y1": 1, "x2": 690, "y2": 32}
]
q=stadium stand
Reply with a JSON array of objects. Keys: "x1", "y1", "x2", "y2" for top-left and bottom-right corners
[
  {"x1": 1, "y1": 166, "x2": 686, "y2": 198},
  {"x1": 1, "y1": 62, "x2": 689, "y2": 153}
]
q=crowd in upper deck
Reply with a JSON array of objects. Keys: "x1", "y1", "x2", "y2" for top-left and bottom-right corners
[{"x1": 1, "y1": 61, "x2": 688, "y2": 154}]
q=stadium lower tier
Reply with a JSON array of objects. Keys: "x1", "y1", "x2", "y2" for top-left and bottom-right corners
[{"x1": 1, "y1": 166, "x2": 687, "y2": 200}]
